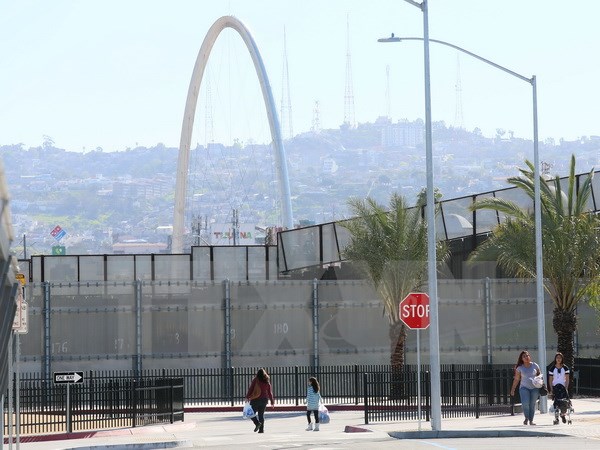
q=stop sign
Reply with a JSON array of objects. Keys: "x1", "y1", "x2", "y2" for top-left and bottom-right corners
[{"x1": 399, "y1": 292, "x2": 430, "y2": 329}]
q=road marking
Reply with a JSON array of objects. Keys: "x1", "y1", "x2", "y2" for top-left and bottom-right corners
[{"x1": 411, "y1": 440, "x2": 456, "y2": 450}]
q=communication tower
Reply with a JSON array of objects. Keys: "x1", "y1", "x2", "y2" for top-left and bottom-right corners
[
  {"x1": 311, "y1": 100, "x2": 321, "y2": 133},
  {"x1": 385, "y1": 65, "x2": 391, "y2": 119},
  {"x1": 280, "y1": 27, "x2": 294, "y2": 140},
  {"x1": 454, "y1": 54, "x2": 464, "y2": 129},
  {"x1": 205, "y1": 76, "x2": 214, "y2": 143},
  {"x1": 343, "y1": 14, "x2": 356, "y2": 128}
]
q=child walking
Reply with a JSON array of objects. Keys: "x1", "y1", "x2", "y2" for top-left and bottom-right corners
[{"x1": 305, "y1": 377, "x2": 322, "y2": 431}]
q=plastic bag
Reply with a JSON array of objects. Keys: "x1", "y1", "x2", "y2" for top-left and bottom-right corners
[
  {"x1": 318, "y1": 403, "x2": 330, "y2": 424},
  {"x1": 242, "y1": 401, "x2": 256, "y2": 419},
  {"x1": 532, "y1": 374, "x2": 544, "y2": 388}
]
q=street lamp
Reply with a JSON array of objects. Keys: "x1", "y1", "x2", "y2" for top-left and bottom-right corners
[
  {"x1": 379, "y1": 24, "x2": 547, "y2": 414},
  {"x1": 380, "y1": 0, "x2": 442, "y2": 431}
]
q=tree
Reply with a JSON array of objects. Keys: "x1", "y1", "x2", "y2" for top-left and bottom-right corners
[
  {"x1": 342, "y1": 192, "x2": 447, "y2": 370},
  {"x1": 469, "y1": 155, "x2": 600, "y2": 369}
]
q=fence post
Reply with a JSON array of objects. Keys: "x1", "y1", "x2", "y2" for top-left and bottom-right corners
[
  {"x1": 223, "y1": 280, "x2": 232, "y2": 370},
  {"x1": 475, "y1": 370, "x2": 480, "y2": 419},
  {"x1": 294, "y1": 366, "x2": 299, "y2": 406},
  {"x1": 43, "y1": 281, "x2": 51, "y2": 383},
  {"x1": 425, "y1": 371, "x2": 431, "y2": 422},
  {"x1": 170, "y1": 379, "x2": 174, "y2": 424},
  {"x1": 134, "y1": 280, "x2": 142, "y2": 377},
  {"x1": 354, "y1": 364, "x2": 359, "y2": 405},
  {"x1": 229, "y1": 367, "x2": 235, "y2": 407},
  {"x1": 363, "y1": 373, "x2": 369, "y2": 425},
  {"x1": 132, "y1": 379, "x2": 137, "y2": 428},
  {"x1": 483, "y1": 277, "x2": 492, "y2": 364},
  {"x1": 66, "y1": 384, "x2": 72, "y2": 434}
]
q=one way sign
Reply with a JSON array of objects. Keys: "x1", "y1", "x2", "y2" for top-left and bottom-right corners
[{"x1": 53, "y1": 371, "x2": 84, "y2": 384}]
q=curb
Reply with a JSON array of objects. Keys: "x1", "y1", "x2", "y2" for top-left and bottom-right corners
[
  {"x1": 388, "y1": 429, "x2": 566, "y2": 439},
  {"x1": 61, "y1": 442, "x2": 192, "y2": 450},
  {"x1": 344, "y1": 425, "x2": 371, "y2": 433}
]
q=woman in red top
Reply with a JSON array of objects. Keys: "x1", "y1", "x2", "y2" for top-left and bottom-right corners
[{"x1": 245, "y1": 368, "x2": 275, "y2": 433}]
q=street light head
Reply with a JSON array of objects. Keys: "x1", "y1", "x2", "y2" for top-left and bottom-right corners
[{"x1": 377, "y1": 33, "x2": 401, "y2": 43}]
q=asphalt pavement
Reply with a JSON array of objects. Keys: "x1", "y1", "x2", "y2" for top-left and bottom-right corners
[{"x1": 4, "y1": 397, "x2": 600, "y2": 450}]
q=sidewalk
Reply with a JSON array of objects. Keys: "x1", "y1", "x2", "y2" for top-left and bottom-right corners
[{"x1": 8, "y1": 397, "x2": 600, "y2": 449}]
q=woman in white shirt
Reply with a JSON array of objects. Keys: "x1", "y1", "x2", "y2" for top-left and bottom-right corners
[{"x1": 548, "y1": 352, "x2": 570, "y2": 423}]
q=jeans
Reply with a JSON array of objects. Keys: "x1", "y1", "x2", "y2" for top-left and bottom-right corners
[
  {"x1": 250, "y1": 398, "x2": 268, "y2": 429},
  {"x1": 519, "y1": 386, "x2": 540, "y2": 421}
]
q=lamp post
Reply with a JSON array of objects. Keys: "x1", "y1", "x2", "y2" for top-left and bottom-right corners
[
  {"x1": 378, "y1": 32, "x2": 547, "y2": 413},
  {"x1": 380, "y1": 0, "x2": 442, "y2": 430}
]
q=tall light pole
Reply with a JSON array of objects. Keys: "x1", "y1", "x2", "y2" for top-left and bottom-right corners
[
  {"x1": 381, "y1": 0, "x2": 442, "y2": 430},
  {"x1": 378, "y1": 33, "x2": 547, "y2": 413}
]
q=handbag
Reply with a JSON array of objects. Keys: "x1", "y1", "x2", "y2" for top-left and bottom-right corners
[
  {"x1": 242, "y1": 401, "x2": 256, "y2": 419},
  {"x1": 539, "y1": 383, "x2": 548, "y2": 396},
  {"x1": 318, "y1": 402, "x2": 330, "y2": 424},
  {"x1": 249, "y1": 382, "x2": 261, "y2": 400}
]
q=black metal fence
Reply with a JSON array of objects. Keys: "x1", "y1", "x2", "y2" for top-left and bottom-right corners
[
  {"x1": 5, "y1": 375, "x2": 184, "y2": 436},
  {"x1": 572, "y1": 358, "x2": 600, "y2": 396},
  {"x1": 4, "y1": 360, "x2": 600, "y2": 434},
  {"x1": 363, "y1": 365, "x2": 516, "y2": 424}
]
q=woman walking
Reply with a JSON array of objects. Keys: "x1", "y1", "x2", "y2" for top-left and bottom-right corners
[
  {"x1": 510, "y1": 350, "x2": 542, "y2": 425},
  {"x1": 548, "y1": 352, "x2": 571, "y2": 423},
  {"x1": 245, "y1": 368, "x2": 275, "y2": 433},
  {"x1": 305, "y1": 377, "x2": 322, "y2": 431}
]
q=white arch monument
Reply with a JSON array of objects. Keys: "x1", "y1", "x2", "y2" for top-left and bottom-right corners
[{"x1": 172, "y1": 15, "x2": 294, "y2": 253}]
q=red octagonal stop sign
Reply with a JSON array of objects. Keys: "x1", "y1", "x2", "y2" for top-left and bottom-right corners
[{"x1": 399, "y1": 292, "x2": 430, "y2": 329}]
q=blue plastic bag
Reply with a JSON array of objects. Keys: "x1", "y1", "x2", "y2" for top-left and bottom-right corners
[
  {"x1": 318, "y1": 403, "x2": 330, "y2": 424},
  {"x1": 242, "y1": 401, "x2": 256, "y2": 419}
]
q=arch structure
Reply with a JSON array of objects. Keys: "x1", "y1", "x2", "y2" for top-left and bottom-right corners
[{"x1": 172, "y1": 15, "x2": 294, "y2": 253}]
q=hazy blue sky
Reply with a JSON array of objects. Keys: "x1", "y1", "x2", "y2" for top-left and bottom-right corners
[{"x1": 1, "y1": 0, "x2": 599, "y2": 152}]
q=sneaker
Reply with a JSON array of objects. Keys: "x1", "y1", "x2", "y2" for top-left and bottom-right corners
[
  {"x1": 305, "y1": 423, "x2": 313, "y2": 431},
  {"x1": 561, "y1": 415, "x2": 566, "y2": 424},
  {"x1": 523, "y1": 419, "x2": 528, "y2": 425},
  {"x1": 254, "y1": 423, "x2": 260, "y2": 432},
  {"x1": 529, "y1": 421, "x2": 536, "y2": 425},
  {"x1": 314, "y1": 423, "x2": 320, "y2": 431}
]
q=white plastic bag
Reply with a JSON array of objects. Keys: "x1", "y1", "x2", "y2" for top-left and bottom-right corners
[
  {"x1": 242, "y1": 401, "x2": 256, "y2": 419},
  {"x1": 318, "y1": 403, "x2": 330, "y2": 424},
  {"x1": 532, "y1": 374, "x2": 544, "y2": 388}
]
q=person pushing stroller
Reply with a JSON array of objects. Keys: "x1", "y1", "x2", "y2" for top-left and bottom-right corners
[{"x1": 548, "y1": 352, "x2": 572, "y2": 424}]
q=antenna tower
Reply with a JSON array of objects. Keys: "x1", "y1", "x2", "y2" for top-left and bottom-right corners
[
  {"x1": 205, "y1": 75, "x2": 214, "y2": 144},
  {"x1": 280, "y1": 27, "x2": 294, "y2": 139},
  {"x1": 454, "y1": 54, "x2": 464, "y2": 129},
  {"x1": 385, "y1": 65, "x2": 391, "y2": 119},
  {"x1": 311, "y1": 100, "x2": 321, "y2": 133},
  {"x1": 343, "y1": 14, "x2": 356, "y2": 128}
]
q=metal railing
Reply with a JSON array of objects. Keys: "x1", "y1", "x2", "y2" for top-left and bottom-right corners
[
  {"x1": 364, "y1": 365, "x2": 516, "y2": 424},
  {"x1": 5, "y1": 375, "x2": 184, "y2": 436}
]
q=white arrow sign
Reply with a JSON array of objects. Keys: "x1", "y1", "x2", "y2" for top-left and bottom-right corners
[{"x1": 54, "y1": 371, "x2": 84, "y2": 384}]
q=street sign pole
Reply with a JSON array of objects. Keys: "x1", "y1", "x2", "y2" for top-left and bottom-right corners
[
  {"x1": 417, "y1": 329, "x2": 421, "y2": 431},
  {"x1": 399, "y1": 292, "x2": 430, "y2": 431}
]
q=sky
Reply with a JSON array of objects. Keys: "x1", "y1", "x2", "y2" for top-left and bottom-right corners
[{"x1": 1, "y1": 0, "x2": 599, "y2": 152}]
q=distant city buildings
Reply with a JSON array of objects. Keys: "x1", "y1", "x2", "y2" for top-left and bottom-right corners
[{"x1": 376, "y1": 117, "x2": 424, "y2": 148}]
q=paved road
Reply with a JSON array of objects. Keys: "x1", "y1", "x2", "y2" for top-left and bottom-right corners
[{"x1": 8, "y1": 398, "x2": 600, "y2": 450}]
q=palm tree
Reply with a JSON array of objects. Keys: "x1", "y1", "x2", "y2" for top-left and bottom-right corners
[
  {"x1": 342, "y1": 192, "x2": 447, "y2": 370},
  {"x1": 469, "y1": 155, "x2": 600, "y2": 369}
]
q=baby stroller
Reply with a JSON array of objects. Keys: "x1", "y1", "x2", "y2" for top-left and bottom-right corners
[{"x1": 551, "y1": 383, "x2": 574, "y2": 425}]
